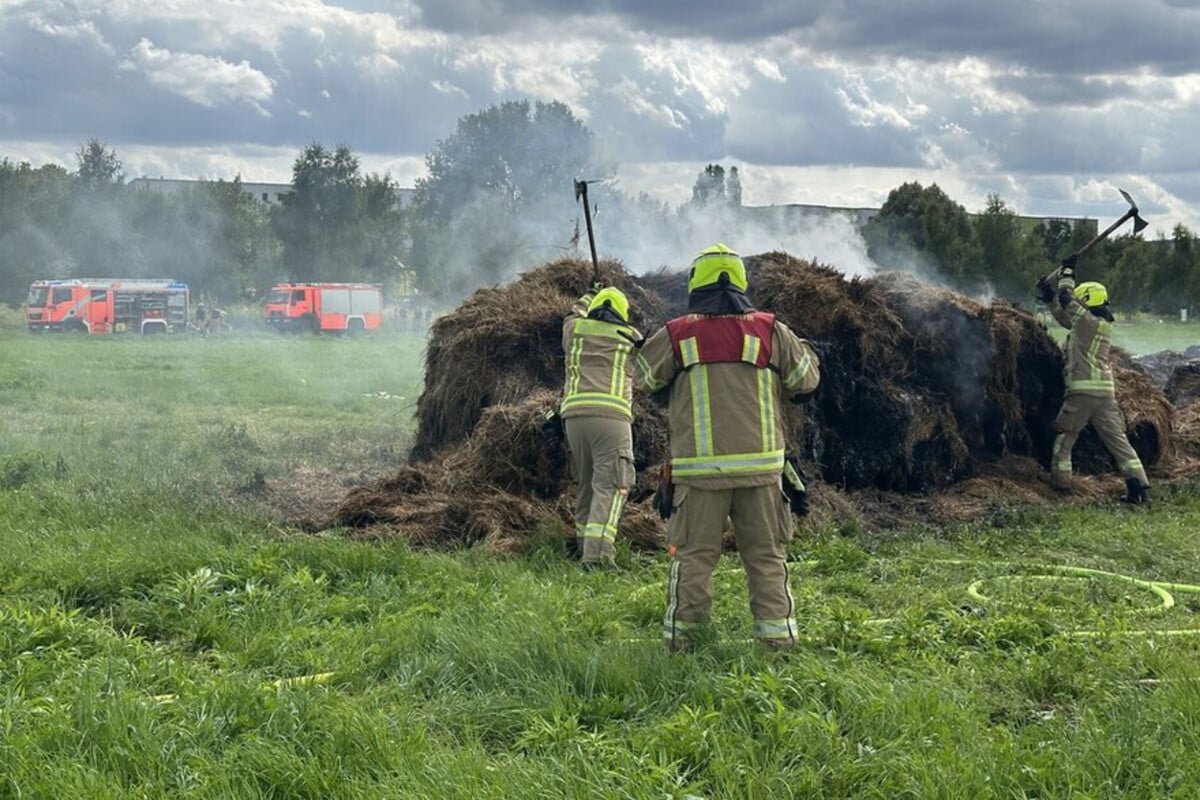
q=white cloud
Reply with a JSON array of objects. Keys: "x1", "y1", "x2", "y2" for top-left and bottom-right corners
[
  {"x1": 752, "y1": 57, "x2": 785, "y2": 82},
  {"x1": 430, "y1": 79, "x2": 469, "y2": 99},
  {"x1": 356, "y1": 52, "x2": 401, "y2": 76},
  {"x1": 120, "y1": 38, "x2": 274, "y2": 113},
  {"x1": 3, "y1": 0, "x2": 1200, "y2": 241},
  {"x1": 608, "y1": 78, "x2": 689, "y2": 130},
  {"x1": 26, "y1": 15, "x2": 112, "y2": 51}
]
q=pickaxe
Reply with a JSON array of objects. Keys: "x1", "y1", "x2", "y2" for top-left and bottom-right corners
[
  {"x1": 573, "y1": 178, "x2": 601, "y2": 287},
  {"x1": 1041, "y1": 188, "x2": 1149, "y2": 286},
  {"x1": 1069, "y1": 188, "x2": 1149, "y2": 261}
]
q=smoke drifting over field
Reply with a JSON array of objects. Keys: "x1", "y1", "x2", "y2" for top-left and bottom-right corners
[
  {"x1": 603, "y1": 200, "x2": 879, "y2": 278},
  {"x1": 424, "y1": 181, "x2": 885, "y2": 305}
]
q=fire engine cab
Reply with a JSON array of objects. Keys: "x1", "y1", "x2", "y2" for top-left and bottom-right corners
[
  {"x1": 264, "y1": 282, "x2": 384, "y2": 334},
  {"x1": 25, "y1": 278, "x2": 190, "y2": 335}
]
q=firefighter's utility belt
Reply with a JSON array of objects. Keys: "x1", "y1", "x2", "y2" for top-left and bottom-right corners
[{"x1": 653, "y1": 455, "x2": 809, "y2": 519}]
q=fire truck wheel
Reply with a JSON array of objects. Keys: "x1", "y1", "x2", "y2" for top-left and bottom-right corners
[
  {"x1": 64, "y1": 319, "x2": 87, "y2": 334},
  {"x1": 303, "y1": 315, "x2": 319, "y2": 335}
]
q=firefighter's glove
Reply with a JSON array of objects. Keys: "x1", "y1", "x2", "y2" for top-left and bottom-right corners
[
  {"x1": 1060, "y1": 253, "x2": 1078, "y2": 271},
  {"x1": 1057, "y1": 286, "x2": 1074, "y2": 309},
  {"x1": 591, "y1": 279, "x2": 605, "y2": 291},
  {"x1": 1035, "y1": 277, "x2": 1055, "y2": 304},
  {"x1": 540, "y1": 408, "x2": 567, "y2": 470},
  {"x1": 652, "y1": 463, "x2": 674, "y2": 520},
  {"x1": 782, "y1": 456, "x2": 810, "y2": 517}
]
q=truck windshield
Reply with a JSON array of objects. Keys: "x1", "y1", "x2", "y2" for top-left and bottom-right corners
[
  {"x1": 26, "y1": 287, "x2": 49, "y2": 307},
  {"x1": 266, "y1": 289, "x2": 289, "y2": 304}
]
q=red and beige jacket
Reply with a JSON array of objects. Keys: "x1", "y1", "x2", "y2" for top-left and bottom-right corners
[{"x1": 635, "y1": 311, "x2": 820, "y2": 488}]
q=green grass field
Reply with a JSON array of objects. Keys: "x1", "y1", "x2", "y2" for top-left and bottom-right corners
[{"x1": 4, "y1": 322, "x2": 1200, "y2": 798}]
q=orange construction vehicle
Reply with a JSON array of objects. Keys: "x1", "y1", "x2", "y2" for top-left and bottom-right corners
[
  {"x1": 264, "y1": 282, "x2": 384, "y2": 334},
  {"x1": 25, "y1": 278, "x2": 190, "y2": 335}
]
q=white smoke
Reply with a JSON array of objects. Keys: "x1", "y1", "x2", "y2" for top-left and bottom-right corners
[{"x1": 592, "y1": 192, "x2": 882, "y2": 278}]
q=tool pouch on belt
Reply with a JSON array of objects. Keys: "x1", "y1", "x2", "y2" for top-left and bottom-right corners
[
  {"x1": 782, "y1": 455, "x2": 810, "y2": 517},
  {"x1": 652, "y1": 462, "x2": 674, "y2": 520},
  {"x1": 540, "y1": 408, "x2": 567, "y2": 470}
]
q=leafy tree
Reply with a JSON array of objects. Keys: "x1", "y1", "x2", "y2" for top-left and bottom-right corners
[
  {"x1": 974, "y1": 194, "x2": 1024, "y2": 297},
  {"x1": 1109, "y1": 239, "x2": 1156, "y2": 318},
  {"x1": 691, "y1": 164, "x2": 725, "y2": 206},
  {"x1": 688, "y1": 164, "x2": 741, "y2": 209},
  {"x1": 1031, "y1": 218, "x2": 1075, "y2": 263},
  {"x1": 1147, "y1": 224, "x2": 1197, "y2": 314},
  {"x1": 272, "y1": 142, "x2": 361, "y2": 281},
  {"x1": 862, "y1": 182, "x2": 982, "y2": 292},
  {"x1": 348, "y1": 172, "x2": 406, "y2": 293},
  {"x1": 129, "y1": 177, "x2": 279, "y2": 301},
  {"x1": 69, "y1": 140, "x2": 130, "y2": 276},
  {"x1": 409, "y1": 99, "x2": 608, "y2": 297},
  {"x1": 271, "y1": 142, "x2": 404, "y2": 290},
  {"x1": 74, "y1": 139, "x2": 123, "y2": 190},
  {"x1": 0, "y1": 159, "x2": 73, "y2": 304},
  {"x1": 727, "y1": 166, "x2": 743, "y2": 208}
]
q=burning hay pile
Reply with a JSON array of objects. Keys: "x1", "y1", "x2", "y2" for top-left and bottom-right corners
[{"x1": 336, "y1": 253, "x2": 1192, "y2": 553}]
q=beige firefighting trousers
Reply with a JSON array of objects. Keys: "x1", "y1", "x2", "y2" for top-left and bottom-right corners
[
  {"x1": 1051, "y1": 393, "x2": 1149, "y2": 488},
  {"x1": 663, "y1": 482, "x2": 798, "y2": 648},
  {"x1": 564, "y1": 416, "x2": 635, "y2": 565}
]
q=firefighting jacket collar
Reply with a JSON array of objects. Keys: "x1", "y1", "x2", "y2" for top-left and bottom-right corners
[
  {"x1": 587, "y1": 306, "x2": 628, "y2": 325},
  {"x1": 687, "y1": 284, "x2": 756, "y2": 315}
]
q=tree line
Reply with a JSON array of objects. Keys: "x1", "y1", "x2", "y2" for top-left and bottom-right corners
[
  {"x1": 1, "y1": 101, "x2": 1196, "y2": 316},
  {"x1": 863, "y1": 182, "x2": 1196, "y2": 317}
]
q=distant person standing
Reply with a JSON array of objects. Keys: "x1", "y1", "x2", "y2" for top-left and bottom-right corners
[
  {"x1": 207, "y1": 307, "x2": 226, "y2": 335},
  {"x1": 1037, "y1": 256, "x2": 1150, "y2": 503},
  {"x1": 560, "y1": 285, "x2": 643, "y2": 568},
  {"x1": 636, "y1": 244, "x2": 820, "y2": 651}
]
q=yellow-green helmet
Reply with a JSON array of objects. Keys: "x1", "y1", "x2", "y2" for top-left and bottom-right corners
[
  {"x1": 688, "y1": 243, "x2": 747, "y2": 293},
  {"x1": 1074, "y1": 281, "x2": 1108, "y2": 308},
  {"x1": 587, "y1": 286, "x2": 630, "y2": 323}
]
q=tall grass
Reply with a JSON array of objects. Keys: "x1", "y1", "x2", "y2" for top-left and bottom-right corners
[{"x1": 3, "y1": 328, "x2": 1200, "y2": 797}]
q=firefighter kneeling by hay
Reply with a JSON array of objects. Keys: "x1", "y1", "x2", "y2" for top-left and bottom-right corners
[
  {"x1": 557, "y1": 285, "x2": 643, "y2": 568},
  {"x1": 636, "y1": 244, "x2": 821, "y2": 652}
]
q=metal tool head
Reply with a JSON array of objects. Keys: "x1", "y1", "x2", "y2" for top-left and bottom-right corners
[{"x1": 1118, "y1": 188, "x2": 1150, "y2": 233}]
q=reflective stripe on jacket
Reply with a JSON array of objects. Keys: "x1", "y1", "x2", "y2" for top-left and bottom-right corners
[
  {"x1": 636, "y1": 312, "x2": 820, "y2": 488},
  {"x1": 1052, "y1": 277, "x2": 1115, "y2": 396},
  {"x1": 560, "y1": 294, "x2": 643, "y2": 421}
]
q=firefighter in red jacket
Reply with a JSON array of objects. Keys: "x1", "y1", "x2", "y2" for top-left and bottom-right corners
[
  {"x1": 636, "y1": 244, "x2": 821, "y2": 650},
  {"x1": 561, "y1": 286, "x2": 643, "y2": 568}
]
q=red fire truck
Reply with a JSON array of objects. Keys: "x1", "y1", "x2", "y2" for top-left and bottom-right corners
[
  {"x1": 264, "y1": 282, "x2": 384, "y2": 334},
  {"x1": 25, "y1": 278, "x2": 190, "y2": 335}
]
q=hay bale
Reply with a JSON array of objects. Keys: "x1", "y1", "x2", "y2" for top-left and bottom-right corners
[
  {"x1": 1166, "y1": 362, "x2": 1200, "y2": 407},
  {"x1": 1073, "y1": 366, "x2": 1174, "y2": 472},
  {"x1": 748, "y1": 257, "x2": 1064, "y2": 490},
  {"x1": 331, "y1": 251, "x2": 1195, "y2": 552},
  {"x1": 985, "y1": 303, "x2": 1064, "y2": 464},
  {"x1": 1133, "y1": 348, "x2": 1200, "y2": 389},
  {"x1": 1171, "y1": 403, "x2": 1200, "y2": 459},
  {"x1": 410, "y1": 257, "x2": 665, "y2": 460},
  {"x1": 620, "y1": 502, "x2": 667, "y2": 552},
  {"x1": 456, "y1": 390, "x2": 565, "y2": 498}
]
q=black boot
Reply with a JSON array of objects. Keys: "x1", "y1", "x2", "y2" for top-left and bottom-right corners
[{"x1": 1121, "y1": 477, "x2": 1149, "y2": 505}]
